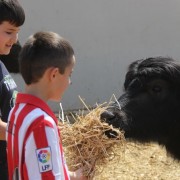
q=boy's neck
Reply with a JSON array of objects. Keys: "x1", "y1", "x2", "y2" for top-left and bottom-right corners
[{"x1": 25, "y1": 83, "x2": 49, "y2": 102}]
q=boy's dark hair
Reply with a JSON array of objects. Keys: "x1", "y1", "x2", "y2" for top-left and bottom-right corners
[
  {"x1": 0, "y1": 0, "x2": 25, "y2": 26},
  {"x1": 19, "y1": 31, "x2": 75, "y2": 85}
]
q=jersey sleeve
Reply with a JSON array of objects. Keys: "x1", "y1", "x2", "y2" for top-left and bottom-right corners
[{"x1": 23, "y1": 117, "x2": 68, "y2": 180}]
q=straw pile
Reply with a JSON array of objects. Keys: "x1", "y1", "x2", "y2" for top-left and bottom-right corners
[{"x1": 59, "y1": 100, "x2": 125, "y2": 179}]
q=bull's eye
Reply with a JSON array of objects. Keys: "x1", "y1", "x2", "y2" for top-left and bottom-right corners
[
  {"x1": 148, "y1": 79, "x2": 169, "y2": 97},
  {"x1": 152, "y1": 86, "x2": 162, "y2": 93}
]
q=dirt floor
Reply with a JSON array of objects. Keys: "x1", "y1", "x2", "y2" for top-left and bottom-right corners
[{"x1": 94, "y1": 141, "x2": 180, "y2": 180}]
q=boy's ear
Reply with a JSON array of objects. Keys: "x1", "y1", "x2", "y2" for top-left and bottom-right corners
[{"x1": 49, "y1": 67, "x2": 59, "y2": 80}]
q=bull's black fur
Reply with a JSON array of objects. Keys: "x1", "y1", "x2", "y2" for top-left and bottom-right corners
[
  {"x1": 0, "y1": 41, "x2": 21, "y2": 73},
  {"x1": 101, "y1": 57, "x2": 180, "y2": 159}
]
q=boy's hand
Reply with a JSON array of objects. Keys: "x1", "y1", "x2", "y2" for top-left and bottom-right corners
[
  {"x1": 69, "y1": 168, "x2": 88, "y2": 180},
  {"x1": 0, "y1": 119, "x2": 7, "y2": 140}
]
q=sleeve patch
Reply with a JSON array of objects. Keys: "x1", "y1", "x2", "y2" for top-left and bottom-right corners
[{"x1": 36, "y1": 147, "x2": 53, "y2": 173}]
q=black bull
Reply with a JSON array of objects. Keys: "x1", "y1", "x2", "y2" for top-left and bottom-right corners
[{"x1": 101, "y1": 57, "x2": 180, "y2": 160}]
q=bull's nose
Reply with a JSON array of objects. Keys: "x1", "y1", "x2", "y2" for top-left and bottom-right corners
[{"x1": 100, "y1": 110, "x2": 115, "y2": 120}]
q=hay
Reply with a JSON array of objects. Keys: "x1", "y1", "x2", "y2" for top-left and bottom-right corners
[
  {"x1": 94, "y1": 142, "x2": 180, "y2": 180},
  {"x1": 59, "y1": 100, "x2": 125, "y2": 179}
]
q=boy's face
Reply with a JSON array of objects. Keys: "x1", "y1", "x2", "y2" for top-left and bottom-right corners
[
  {"x1": 52, "y1": 55, "x2": 76, "y2": 101},
  {"x1": 0, "y1": 21, "x2": 20, "y2": 55}
]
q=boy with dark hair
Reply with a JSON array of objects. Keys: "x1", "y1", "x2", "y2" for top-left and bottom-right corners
[
  {"x1": 0, "y1": 0, "x2": 25, "y2": 179},
  {"x1": 7, "y1": 31, "x2": 87, "y2": 180}
]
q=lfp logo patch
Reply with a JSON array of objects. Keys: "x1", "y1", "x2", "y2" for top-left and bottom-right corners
[
  {"x1": 36, "y1": 147, "x2": 53, "y2": 173},
  {"x1": 38, "y1": 149, "x2": 50, "y2": 163}
]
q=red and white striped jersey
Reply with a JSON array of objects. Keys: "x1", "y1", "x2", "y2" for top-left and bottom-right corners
[{"x1": 6, "y1": 93, "x2": 70, "y2": 180}]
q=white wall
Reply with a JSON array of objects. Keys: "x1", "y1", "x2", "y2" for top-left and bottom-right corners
[{"x1": 15, "y1": 0, "x2": 180, "y2": 112}]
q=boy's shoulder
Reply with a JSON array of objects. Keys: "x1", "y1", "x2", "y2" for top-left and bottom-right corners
[
  {"x1": 14, "y1": 102, "x2": 56, "y2": 130},
  {"x1": 16, "y1": 93, "x2": 57, "y2": 124}
]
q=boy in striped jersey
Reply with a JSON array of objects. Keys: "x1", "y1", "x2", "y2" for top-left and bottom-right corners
[{"x1": 6, "y1": 31, "x2": 87, "y2": 180}]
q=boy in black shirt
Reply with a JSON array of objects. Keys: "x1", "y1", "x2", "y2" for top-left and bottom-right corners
[{"x1": 0, "y1": 0, "x2": 25, "y2": 179}]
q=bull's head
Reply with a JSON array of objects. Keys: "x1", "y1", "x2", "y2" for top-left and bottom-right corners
[{"x1": 100, "y1": 57, "x2": 180, "y2": 144}]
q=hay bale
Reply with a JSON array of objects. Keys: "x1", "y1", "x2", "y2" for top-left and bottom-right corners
[{"x1": 60, "y1": 103, "x2": 125, "y2": 179}]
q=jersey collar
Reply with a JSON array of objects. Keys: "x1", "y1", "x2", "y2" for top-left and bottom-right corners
[{"x1": 15, "y1": 93, "x2": 58, "y2": 124}]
